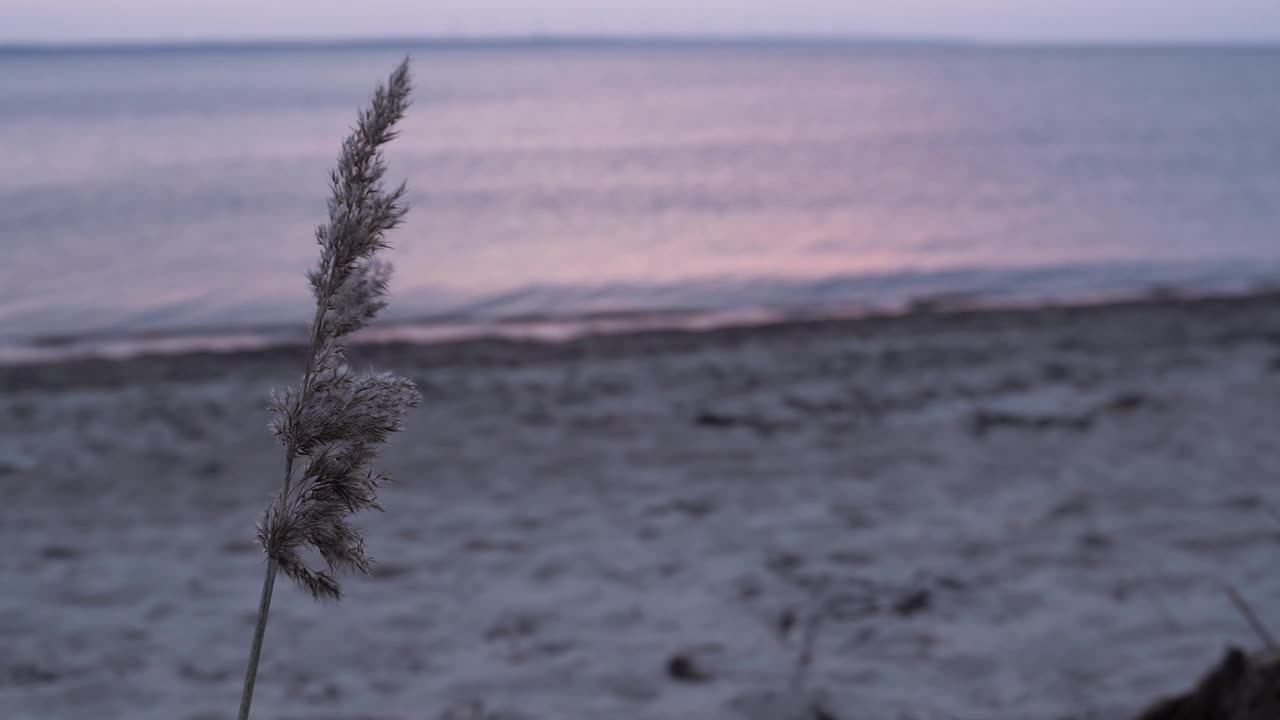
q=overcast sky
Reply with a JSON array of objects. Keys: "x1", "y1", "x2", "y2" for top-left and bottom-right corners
[{"x1": 6, "y1": 0, "x2": 1280, "y2": 44}]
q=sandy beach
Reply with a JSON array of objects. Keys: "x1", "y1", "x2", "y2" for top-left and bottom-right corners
[{"x1": 4, "y1": 292, "x2": 1280, "y2": 720}]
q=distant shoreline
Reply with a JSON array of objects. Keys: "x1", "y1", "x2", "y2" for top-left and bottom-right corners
[{"x1": 4, "y1": 35, "x2": 1280, "y2": 56}]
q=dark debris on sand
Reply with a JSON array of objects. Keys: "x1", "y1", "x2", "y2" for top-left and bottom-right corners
[{"x1": 1136, "y1": 648, "x2": 1280, "y2": 720}]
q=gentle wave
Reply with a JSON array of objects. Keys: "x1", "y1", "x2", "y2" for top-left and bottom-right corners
[
  {"x1": 6, "y1": 44, "x2": 1280, "y2": 358},
  {"x1": 4, "y1": 259, "x2": 1278, "y2": 365}
]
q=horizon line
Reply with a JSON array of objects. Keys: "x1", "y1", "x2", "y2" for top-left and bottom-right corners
[{"x1": 3, "y1": 33, "x2": 1280, "y2": 54}]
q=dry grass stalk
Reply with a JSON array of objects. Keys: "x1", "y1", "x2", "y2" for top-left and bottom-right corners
[
  {"x1": 1224, "y1": 584, "x2": 1279, "y2": 656},
  {"x1": 236, "y1": 57, "x2": 420, "y2": 720}
]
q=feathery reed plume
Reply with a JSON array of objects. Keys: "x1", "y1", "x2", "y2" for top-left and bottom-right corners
[{"x1": 237, "y1": 57, "x2": 419, "y2": 720}]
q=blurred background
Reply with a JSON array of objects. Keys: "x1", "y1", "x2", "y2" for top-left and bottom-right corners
[
  {"x1": 5, "y1": 4, "x2": 1280, "y2": 720},
  {"x1": 3, "y1": 1, "x2": 1280, "y2": 358}
]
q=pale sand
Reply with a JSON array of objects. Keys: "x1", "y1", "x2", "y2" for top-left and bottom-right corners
[{"x1": 3, "y1": 293, "x2": 1280, "y2": 719}]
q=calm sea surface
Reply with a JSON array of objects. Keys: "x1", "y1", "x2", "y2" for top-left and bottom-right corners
[{"x1": 3, "y1": 42, "x2": 1280, "y2": 352}]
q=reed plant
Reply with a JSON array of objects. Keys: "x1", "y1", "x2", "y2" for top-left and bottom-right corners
[{"x1": 236, "y1": 57, "x2": 420, "y2": 720}]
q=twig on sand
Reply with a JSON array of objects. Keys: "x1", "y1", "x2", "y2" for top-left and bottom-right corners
[{"x1": 1224, "y1": 584, "x2": 1279, "y2": 655}]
